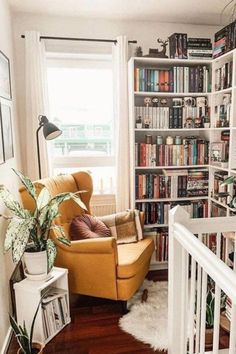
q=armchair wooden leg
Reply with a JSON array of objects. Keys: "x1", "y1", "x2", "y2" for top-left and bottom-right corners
[{"x1": 121, "y1": 300, "x2": 129, "y2": 314}]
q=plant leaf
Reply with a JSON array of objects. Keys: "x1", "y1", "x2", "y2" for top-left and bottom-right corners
[
  {"x1": 11, "y1": 218, "x2": 35, "y2": 262},
  {"x1": 12, "y1": 168, "x2": 37, "y2": 201},
  {"x1": 0, "y1": 187, "x2": 30, "y2": 219},
  {"x1": 46, "y1": 239, "x2": 57, "y2": 272},
  {"x1": 57, "y1": 236, "x2": 71, "y2": 246},
  {"x1": 221, "y1": 176, "x2": 235, "y2": 186},
  {"x1": 72, "y1": 195, "x2": 87, "y2": 211},
  {"x1": 37, "y1": 187, "x2": 51, "y2": 210}
]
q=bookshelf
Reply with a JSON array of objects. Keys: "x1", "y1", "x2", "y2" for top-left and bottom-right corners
[
  {"x1": 128, "y1": 49, "x2": 236, "y2": 270},
  {"x1": 14, "y1": 267, "x2": 70, "y2": 345}
]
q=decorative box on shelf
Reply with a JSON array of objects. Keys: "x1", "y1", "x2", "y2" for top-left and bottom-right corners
[{"x1": 14, "y1": 267, "x2": 70, "y2": 345}]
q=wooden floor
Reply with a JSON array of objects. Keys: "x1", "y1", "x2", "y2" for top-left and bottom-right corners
[{"x1": 7, "y1": 270, "x2": 168, "y2": 354}]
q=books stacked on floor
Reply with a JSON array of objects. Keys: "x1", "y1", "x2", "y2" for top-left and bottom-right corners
[
  {"x1": 213, "y1": 170, "x2": 228, "y2": 204},
  {"x1": 210, "y1": 140, "x2": 229, "y2": 167},
  {"x1": 225, "y1": 296, "x2": 232, "y2": 321},
  {"x1": 134, "y1": 65, "x2": 210, "y2": 93},
  {"x1": 135, "y1": 96, "x2": 210, "y2": 129},
  {"x1": 187, "y1": 38, "x2": 212, "y2": 60},
  {"x1": 135, "y1": 135, "x2": 209, "y2": 167},
  {"x1": 211, "y1": 202, "x2": 227, "y2": 217},
  {"x1": 215, "y1": 61, "x2": 233, "y2": 91},
  {"x1": 214, "y1": 19, "x2": 236, "y2": 58},
  {"x1": 135, "y1": 168, "x2": 208, "y2": 199},
  {"x1": 136, "y1": 200, "x2": 208, "y2": 225},
  {"x1": 42, "y1": 287, "x2": 69, "y2": 339},
  {"x1": 169, "y1": 33, "x2": 188, "y2": 59}
]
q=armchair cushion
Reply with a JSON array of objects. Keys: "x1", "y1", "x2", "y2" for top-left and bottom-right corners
[
  {"x1": 69, "y1": 214, "x2": 111, "y2": 241},
  {"x1": 99, "y1": 209, "x2": 143, "y2": 245}
]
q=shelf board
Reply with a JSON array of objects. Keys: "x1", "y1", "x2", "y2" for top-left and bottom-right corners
[
  {"x1": 132, "y1": 57, "x2": 213, "y2": 65},
  {"x1": 135, "y1": 165, "x2": 209, "y2": 170},
  {"x1": 136, "y1": 196, "x2": 208, "y2": 202},
  {"x1": 211, "y1": 87, "x2": 232, "y2": 95},
  {"x1": 210, "y1": 197, "x2": 235, "y2": 212},
  {"x1": 134, "y1": 91, "x2": 210, "y2": 97},
  {"x1": 209, "y1": 165, "x2": 229, "y2": 172},
  {"x1": 134, "y1": 127, "x2": 227, "y2": 132}
]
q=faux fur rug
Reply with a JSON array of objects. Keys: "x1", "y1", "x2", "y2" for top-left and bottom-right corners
[{"x1": 119, "y1": 280, "x2": 168, "y2": 351}]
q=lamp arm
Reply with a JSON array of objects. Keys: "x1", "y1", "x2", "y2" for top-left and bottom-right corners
[{"x1": 36, "y1": 125, "x2": 43, "y2": 179}]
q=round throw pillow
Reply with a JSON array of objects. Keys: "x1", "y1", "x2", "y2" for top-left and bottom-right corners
[{"x1": 69, "y1": 214, "x2": 111, "y2": 241}]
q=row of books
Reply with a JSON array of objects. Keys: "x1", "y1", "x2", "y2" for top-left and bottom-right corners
[
  {"x1": 42, "y1": 287, "x2": 69, "y2": 339},
  {"x1": 210, "y1": 141, "x2": 229, "y2": 166},
  {"x1": 134, "y1": 66, "x2": 210, "y2": 93},
  {"x1": 211, "y1": 202, "x2": 227, "y2": 217},
  {"x1": 136, "y1": 200, "x2": 208, "y2": 225},
  {"x1": 187, "y1": 38, "x2": 212, "y2": 60},
  {"x1": 215, "y1": 102, "x2": 231, "y2": 128},
  {"x1": 135, "y1": 104, "x2": 209, "y2": 129},
  {"x1": 135, "y1": 138, "x2": 209, "y2": 167},
  {"x1": 215, "y1": 61, "x2": 233, "y2": 91},
  {"x1": 213, "y1": 170, "x2": 228, "y2": 204},
  {"x1": 155, "y1": 230, "x2": 168, "y2": 262},
  {"x1": 214, "y1": 19, "x2": 236, "y2": 58},
  {"x1": 135, "y1": 169, "x2": 209, "y2": 199}
]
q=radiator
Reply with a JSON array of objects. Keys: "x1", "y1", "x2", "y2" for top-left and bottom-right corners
[{"x1": 90, "y1": 196, "x2": 116, "y2": 216}]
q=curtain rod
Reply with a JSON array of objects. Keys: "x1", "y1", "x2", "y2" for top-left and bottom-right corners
[{"x1": 20, "y1": 35, "x2": 137, "y2": 44}]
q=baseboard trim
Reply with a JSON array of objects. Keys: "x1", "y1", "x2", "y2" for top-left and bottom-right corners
[{"x1": 1, "y1": 327, "x2": 12, "y2": 354}]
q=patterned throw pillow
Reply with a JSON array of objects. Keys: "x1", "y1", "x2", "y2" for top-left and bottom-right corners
[
  {"x1": 69, "y1": 214, "x2": 111, "y2": 241},
  {"x1": 99, "y1": 209, "x2": 143, "y2": 245}
]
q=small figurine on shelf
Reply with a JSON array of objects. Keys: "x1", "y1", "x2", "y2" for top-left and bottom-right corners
[
  {"x1": 136, "y1": 115, "x2": 142, "y2": 129},
  {"x1": 184, "y1": 117, "x2": 194, "y2": 129},
  {"x1": 144, "y1": 38, "x2": 168, "y2": 58},
  {"x1": 194, "y1": 117, "x2": 203, "y2": 128},
  {"x1": 135, "y1": 46, "x2": 143, "y2": 57}
]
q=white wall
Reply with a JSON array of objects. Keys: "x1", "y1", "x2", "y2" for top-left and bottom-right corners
[
  {"x1": 0, "y1": 0, "x2": 22, "y2": 351},
  {"x1": 12, "y1": 13, "x2": 220, "y2": 173}
]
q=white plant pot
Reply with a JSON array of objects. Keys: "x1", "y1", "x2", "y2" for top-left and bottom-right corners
[{"x1": 24, "y1": 250, "x2": 47, "y2": 275}]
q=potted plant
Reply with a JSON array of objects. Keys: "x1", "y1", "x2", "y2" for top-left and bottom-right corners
[
  {"x1": 0, "y1": 169, "x2": 86, "y2": 277},
  {"x1": 9, "y1": 297, "x2": 43, "y2": 354},
  {"x1": 221, "y1": 176, "x2": 236, "y2": 208}
]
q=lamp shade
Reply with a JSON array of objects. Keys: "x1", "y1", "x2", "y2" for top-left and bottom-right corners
[{"x1": 43, "y1": 122, "x2": 62, "y2": 140}]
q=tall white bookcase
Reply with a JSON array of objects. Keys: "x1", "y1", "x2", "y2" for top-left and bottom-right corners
[
  {"x1": 14, "y1": 267, "x2": 70, "y2": 345},
  {"x1": 128, "y1": 49, "x2": 236, "y2": 270}
]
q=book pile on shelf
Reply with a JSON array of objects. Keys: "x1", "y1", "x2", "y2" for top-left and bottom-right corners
[
  {"x1": 213, "y1": 19, "x2": 236, "y2": 58},
  {"x1": 135, "y1": 169, "x2": 209, "y2": 199},
  {"x1": 135, "y1": 96, "x2": 210, "y2": 129},
  {"x1": 210, "y1": 137, "x2": 229, "y2": 167},
  {"x1": 136, "y1": 199, "x2": 208, "y2": 225},
  {"x1": 42, "y1": 287, "x2": 69, "y2": 339},
  {"x1": 213, "y1": 170, "x2": 228, "y2": 204},
  {"x1": 169, "y1": 33, "x2": 188, "y2": 59},
  {"x1": 135, "y1": 135, "x2": 209, "y2": 167},
  {"x1": 215, "y1": 61, "x2": 233, "y2": 91},
  {"x1": 134, "y1": 65, "x2": 210, "y2": 93},
  {"x1": 211, "y1": 202, "x2": 227, "y2": 217},
  {"x1": 187, "y1": 38, "x2": 212, "y2": 60}
]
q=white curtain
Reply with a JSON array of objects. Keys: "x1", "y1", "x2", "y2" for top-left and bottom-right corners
[
  {"x1": 24, "y1": 31, "x2": 49, "y2": 180},
  {"x1": 113, "y1": 36, "x2": 130, "y2": 212}
]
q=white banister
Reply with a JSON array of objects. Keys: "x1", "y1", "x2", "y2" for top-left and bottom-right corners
[{"x1": 168, "y1": 205, "x2": 236, "y2": 354}]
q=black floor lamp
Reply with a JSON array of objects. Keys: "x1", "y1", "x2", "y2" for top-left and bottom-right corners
[{"x1": 36, "y1": 115, "x2": 62, "y2": 179}]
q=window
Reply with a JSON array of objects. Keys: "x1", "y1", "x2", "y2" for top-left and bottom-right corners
[{"x1": 47, "y1": 54, "x2": 115, "y2": 194}]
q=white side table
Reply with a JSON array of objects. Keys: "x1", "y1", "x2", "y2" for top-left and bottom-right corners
[{"x1": 14, "y1": 267, "x2": 71, "y2": 344}]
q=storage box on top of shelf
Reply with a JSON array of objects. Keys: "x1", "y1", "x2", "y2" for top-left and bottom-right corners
[{"x1": 213, "y1": 19, "x2": 236, "y2": 58}]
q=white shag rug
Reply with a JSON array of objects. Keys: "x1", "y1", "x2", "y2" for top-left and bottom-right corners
[{"x1": 119, "y1": 280, "x2": 168, "y2": 351}]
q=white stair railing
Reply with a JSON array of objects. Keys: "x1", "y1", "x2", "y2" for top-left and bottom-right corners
[{"x1": 168, "y1": 205, "x2": 236, "y2": 354}]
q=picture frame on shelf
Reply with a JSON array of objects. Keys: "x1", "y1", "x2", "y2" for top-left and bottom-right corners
[
  {"x1": 0, "y1": 100, "x2": 14, "y2": 160},
  {"x1": 0, "y1": 51, "x2": 11, "y2": 100}
]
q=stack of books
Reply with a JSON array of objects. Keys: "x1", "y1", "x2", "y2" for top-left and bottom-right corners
[
  {"x1": 213, "y1": 170, "x2": 228, "y2": 204},
  {"x1": 136, "y1": 199, "x2": 208, "y2": 224},
  {"x1": 214, "y1": 20, "x2": 236, "y2": 58},
  {"x1": 215, "y1": 61, "x2": 233, "y2": 91},
  {"x1": 134, "y1": 65, "x2": 210, "y2": 93},
  {"x1": 210, "y1": 141, "x2": 229, "y2": 166},
  {"x1": 42, "y1": 287, "x2": 69, "y2": 339},
  {"x1": 169, "y1": 33, "x2": 188, "y2": 59},
  {"x1": 187, "y1": 38, "x2": 212, "y2": 60}
]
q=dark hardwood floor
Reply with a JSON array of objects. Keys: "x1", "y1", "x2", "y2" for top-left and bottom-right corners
[{"x1": 7, "y1": 270, "x2": 168, "y2": 354}]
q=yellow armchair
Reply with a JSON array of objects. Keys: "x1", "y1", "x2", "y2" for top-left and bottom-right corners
[{"x1": 19, "y1": 171, "x2": 154, "y2": 301}]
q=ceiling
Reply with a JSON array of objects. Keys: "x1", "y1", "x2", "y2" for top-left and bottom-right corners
[{"x1": 8, "y1": 0, "x2": 235, "y2": 26}]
